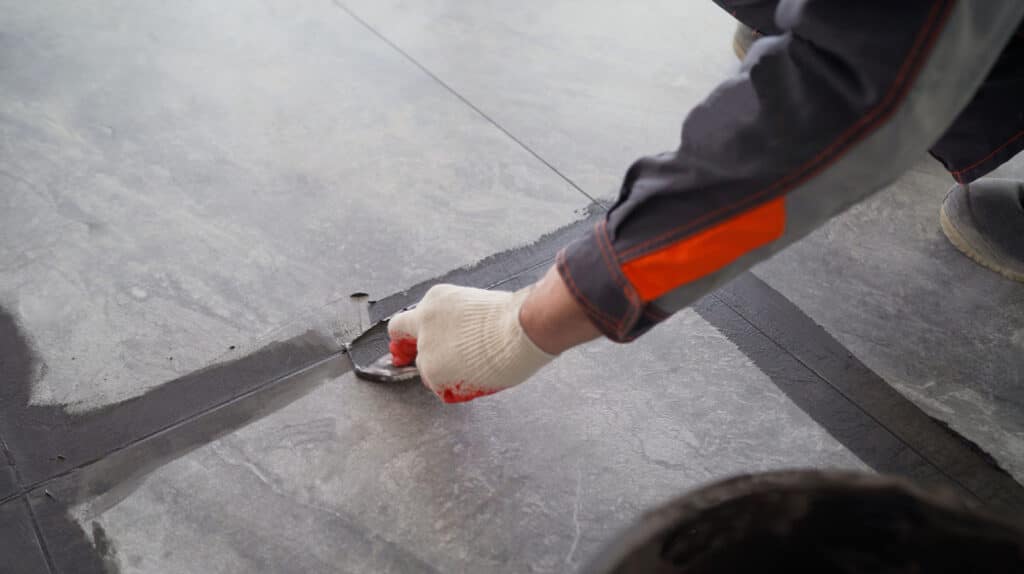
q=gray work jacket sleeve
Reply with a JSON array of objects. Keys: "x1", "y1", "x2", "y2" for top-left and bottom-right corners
[{"x1": 557, "y1": 0, "x2": 1024, "y2": 341}]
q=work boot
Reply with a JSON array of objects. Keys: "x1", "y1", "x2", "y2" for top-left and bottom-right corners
[
  {"x1": 940, "y1": 179, "x2": 1024, "y2": 282},
  {"x1": 733, "y1": 23, "x2": 761, "y2": 60}
]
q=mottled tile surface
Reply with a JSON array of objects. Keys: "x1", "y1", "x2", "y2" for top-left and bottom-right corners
[
  {"x1": 0, "y1": 498, "x2": 52, "y2": 574},
  {"x1": 755, "y1": 156, "x2": 1024, "y2": 482},
  {"x1": 3, "y1": 0, "x2": 1021, "y2": 572},
  {"x1": 0, "y1": 0, "x2": 591, "y2": 412},
  {"x1": 337, "y1": 0, "x2": 737, "y2": 200},
  {"x1": 51, "y1": 310, "x2": 865, "y2": 574},
  {"x1": 0, "y1": 434, "x2": 17, "y2": 500}
]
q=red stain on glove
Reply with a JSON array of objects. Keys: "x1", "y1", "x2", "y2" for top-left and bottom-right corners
[
  {"x1": 439, "y1": 381, "x2": 496, "y2": 404},
  {"x1": 389, "y1": 337, "x2": 418, "y2": 367}
]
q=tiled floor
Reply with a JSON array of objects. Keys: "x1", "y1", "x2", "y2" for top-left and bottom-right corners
[
  {"x1": 0, "y1": 500, "x2": 52, "y2": 573},
  {"x1": 0, "y1": 0, "x2": 591, "y2": 412},
  {"x1": 338, "y1": 0, "x2": 736, "y2": 201},
  {"x1": 1, "y1": 431, "x2": 18, "y2": 500},
  {"x1": 27, "y1": 311, "x2": 870, "y2": 573},
  {"x1": 1, "y1": 1, "x2": 1021, "y2": 573},
  {"x1": 755, "y1": 161, "x2": 1024, "y2": 482}
]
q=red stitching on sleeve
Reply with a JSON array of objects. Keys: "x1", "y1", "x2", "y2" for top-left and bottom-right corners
[
  {"x1": 597, "y1": 220, "x2": 645, "y2": 336},
  {"x1": 556, "y1": 251, "x2": 620, "y2": 333},
  {"x1": 594, "y1": 221, "x2": 625, "y2": 291},
  {"x1": 596, "y1": 220, "x2": 633, "y2": 300}
]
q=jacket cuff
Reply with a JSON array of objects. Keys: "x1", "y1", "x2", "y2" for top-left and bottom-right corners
[{"x1": 557, "y1": 221, "x2": 667, "y2": 342}]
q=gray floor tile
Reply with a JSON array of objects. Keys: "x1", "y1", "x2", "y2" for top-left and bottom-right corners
[
  {"x1": 0, "y1": 498, "x2": 52, "y2": 574},
  {"x1": 0, "y1": 470, "x2": 15, "y2": 501},
  {"x1": 711, "y1": 274, "x2": 1024, "y2": 515},
  {"x1": 0, "y1": 435, "x2": 17, "y2": 500},
  {"x1": 754, "y1": 156, "x2": 1024, "y2": 482},
  {"x1": 337, "y1": 0, "x2": 738, "y2": 201},
  {"x1": 36, "y1": 310, "x2": 865, "y2": 574},
  {"x1": 0, "y1": 0, "x2": 590, "y2": 414},
  {"x1": 0, "y1": 326, "x2": 21, "y2": 499},
  {"x1": 0, "y1": 469, "x2": 15, "y2": 502}
]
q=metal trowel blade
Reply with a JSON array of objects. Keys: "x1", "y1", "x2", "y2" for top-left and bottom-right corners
[
  {"x1": 352, "y1": 353, "x2": 420, "y2": 383},
  {"x1": 346, "y1": 320, "x2": 419, "y2": 383}
]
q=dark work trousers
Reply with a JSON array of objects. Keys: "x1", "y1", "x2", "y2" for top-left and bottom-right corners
[{"x1": 557, "y1": 1, "x2": 1024, "y2": 342}]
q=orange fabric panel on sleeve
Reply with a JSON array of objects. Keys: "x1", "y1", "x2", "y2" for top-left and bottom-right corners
[{"x1": 621, "y1": 198, "x2": 786, "y2": 302}]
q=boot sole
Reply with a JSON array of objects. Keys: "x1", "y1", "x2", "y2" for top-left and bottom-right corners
[{"x1": 939, "y1": 204, "x2": 1024, "y2": 283}]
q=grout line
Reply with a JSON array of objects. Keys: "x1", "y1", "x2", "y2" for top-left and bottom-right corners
[
  {"x1": 22, "y1": 496, "x2": 57, "y2": 574},
  {"x1": 3, "y1": 432, "x2": 56, "y2": 573},
  {"x1": 329, "y1": 0, "x2": 605, "y2": 209},
  {"x1": 484, "y1": 257, "x2": 556, "y2": 290},
  {"x1": 0, "y1": 435, "x2": 22, "y2": 507},
  {"x1": 0, "y1": 432, "x2": 17, "y2": 475},
  {"x1": 0, "y1": 432, "x2": 20, "y2": 506},
  {"x1": 709, "y1": 291, "x2": 993, "y2": 503}
]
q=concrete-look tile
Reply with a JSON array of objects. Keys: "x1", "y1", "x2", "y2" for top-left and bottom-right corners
[
  {"x1": 43, "y1": 309, "x2": 865, "y2": 574},
  {"x1": 754, "y1": 155, "x2": 1024, "y2": 482},
  {"x1": 0, "y1": 472, "x2": 15, "y2": 502},
  {"x1": 0, "y1": 464, "x2": 16, "y2": 502},
  {"x1": 712, "y1": 273, "x2": 1024, "y2": 515},
  {"x1": 338, "y1": 0, "x2": 738, "y2": 200},
  {"x1": 0, "y1": 498, "x2": 52, "y2": 574},
  {"x1": 1, "y1": 301, "x2": 348, "y2": 487},
  {"x1": 1, "y1": 432, "x2": 17, "y2": 499},
  {"x1": 0, "y1": 0, "x2": 590, "y2": 413}
]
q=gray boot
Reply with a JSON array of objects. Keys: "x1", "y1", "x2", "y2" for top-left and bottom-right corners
[
  {"x1": 940, "y1": 179, "x2": 1024, "y2": 282},
  {"x1": 733, "y1": 24, "x2": 761, "y2": 60}
]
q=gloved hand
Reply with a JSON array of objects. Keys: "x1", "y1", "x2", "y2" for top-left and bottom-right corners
[{"x1": 387, "y1": 284, "x2": 556, "y2": 403}]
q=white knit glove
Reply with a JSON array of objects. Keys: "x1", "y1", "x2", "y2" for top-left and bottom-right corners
[{"x1": 387, "y1": 284, "x2": 556, "y2": 403}]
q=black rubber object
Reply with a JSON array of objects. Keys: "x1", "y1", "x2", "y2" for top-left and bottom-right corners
[{"x1": 584, "y1": 470, "x2": 1024, "y2": 574}]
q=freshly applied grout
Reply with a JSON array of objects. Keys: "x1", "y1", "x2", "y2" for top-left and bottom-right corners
[
  {"x1": 12, "y1": 350, "x2": 348, "y2": 500},
  {"x1": 709, "y1": 291, "x2": 1003, "y2": 506}
]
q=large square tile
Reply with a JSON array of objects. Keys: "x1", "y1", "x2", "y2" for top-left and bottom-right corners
[
  {"x1": 339, "y1": 0, "x2": 738, "y2": 200},
  {"x1": 0, "y1": 0, "x2": 591, "y2": 414}
]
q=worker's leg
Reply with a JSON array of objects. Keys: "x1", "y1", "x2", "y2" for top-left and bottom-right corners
[
  {"x1": 932, "y1": 26, "x2": 1024, "y2": 282},
  {"x1": 931, "y1": 26, "x2": 1024, "y2": 184},
  {"x1": 558, "y1": 1, "x2": 1024, "y2": 342}
]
